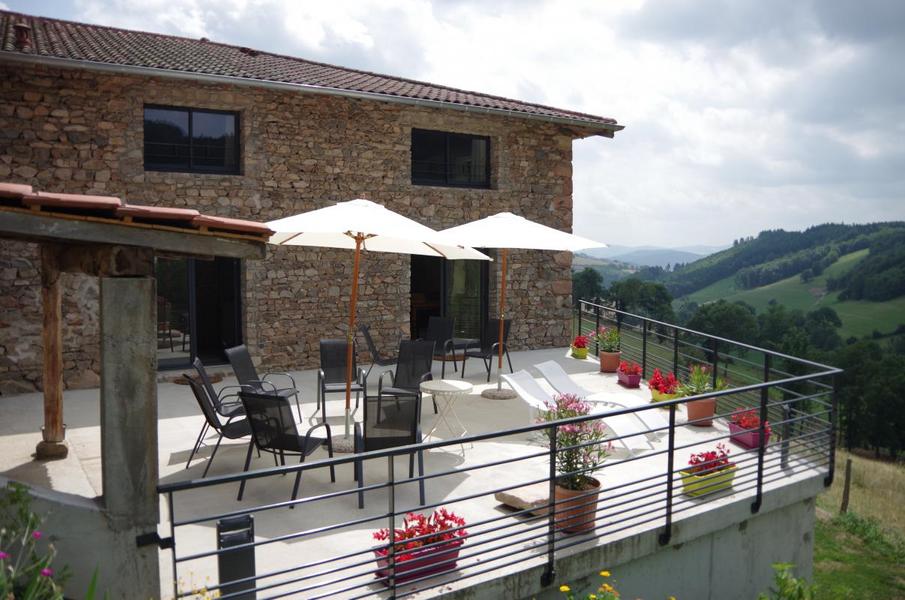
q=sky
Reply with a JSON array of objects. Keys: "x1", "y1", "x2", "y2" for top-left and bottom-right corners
[{"x1": 4, "y1": 0, "x2": 905, "y2": 247}]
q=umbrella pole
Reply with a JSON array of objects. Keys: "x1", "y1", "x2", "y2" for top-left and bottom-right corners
[
  {"x1": 345, "y1": 234, "x2": 364, "y2": 439},
  {"x1": 482, "y1": 247, "x2": 517, "y2": 399}
]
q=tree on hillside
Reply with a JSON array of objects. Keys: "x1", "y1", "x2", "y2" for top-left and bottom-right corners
[
  {"x1": 804, "y1": 307, "x2": 843, "y2": 351},
  {"x1": 572, "y1": 267, "x2": 604, "y2": 306},
  {"x1": 686, "y1": 300, "x2": 759, "y2": 346},
  {"x1": 606, "y1": 278, "x2": 675, "y2": 322}
]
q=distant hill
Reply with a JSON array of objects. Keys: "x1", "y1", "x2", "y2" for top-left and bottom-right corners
[
  {"x1": 609, "y1": 248, "x2": 705, "y2": 268},
  {"x1": 572, "y1": 253, "x2": 638, "y2": 283}
]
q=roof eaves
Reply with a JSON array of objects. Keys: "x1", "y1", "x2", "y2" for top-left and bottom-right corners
[{"x1": 0, "y1": 51, "x2": 624, "y2": 136}]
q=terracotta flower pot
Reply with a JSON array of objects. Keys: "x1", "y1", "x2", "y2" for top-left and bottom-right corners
[
  {"x1": 571, "y1": 345, "x2": 589, "y2": 360},
  {"x1": 680, "y1": 464, "x2": 737, "y2": 497},
  {"x1": 554, "y1": 477, "x2": 601, "y2": 533},
  {"x1": 599, "y1": 351, "x2": 620, "y2": 373},
  {"x1": 617, "y1": 371, "x2": 641, "y2": 388},
  {"x1": 374, "y1": 535, "x2": 466, "y2": 585},
  {"x1": 729, "y1": 422, "x2": 771, "y2": 449},
  {"x1": 685, "y1": 397, "x2": 716, "y2": 426}
]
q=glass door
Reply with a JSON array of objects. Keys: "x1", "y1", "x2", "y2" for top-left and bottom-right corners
[
  {"x1": 156, "y1": 257, "x2": 192, "y2": 369},
  {"x1": 445, "y1": 258, "x2": 488, "y2": 340}
]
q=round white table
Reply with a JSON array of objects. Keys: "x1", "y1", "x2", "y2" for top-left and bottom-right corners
[{"x1": 420, "y1": 379, "x2": 473, "y2": 448}]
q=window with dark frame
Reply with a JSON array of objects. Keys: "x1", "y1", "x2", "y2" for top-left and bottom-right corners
[
  {"x1": 143, "y1": 105, "x2": 240, "y2": 174},
  {"x1": 411, "y1": 128, "x2": 490, "y2": 188}
]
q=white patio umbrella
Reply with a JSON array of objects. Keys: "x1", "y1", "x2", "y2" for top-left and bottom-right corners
[
  {"x1": 268, "y1": 199, "x2": 489, "y2": 443},
  {"x1": 440, "y1": 212, "x2": 605, "y2": 398}
]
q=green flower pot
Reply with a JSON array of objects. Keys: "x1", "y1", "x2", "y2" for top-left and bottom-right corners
[
  {"x1": 680, "y1": 464, "x2": 737, "y2": 497},
  {"x1": 650, "y1": 389, "x2": 678, "y2": 403},
  {"x1": 570, "y1": 346, "x2": 589, "y2": 359}
]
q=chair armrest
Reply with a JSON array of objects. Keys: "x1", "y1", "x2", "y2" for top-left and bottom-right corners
[
  {"x1": 420, "y1": 372, "x2": 433, "y2": 384},
  {"x1": 490, "y1": 342, "x2": 509, "y2": 355},
  {"x1": 353, "y1": 422, "x2": 363, "y2": 453},
  {"x1": 317, "y1": 369, "x2": 325, "y2": 387},
  {"x1": 217, "y1": 384, "x2": 248, "y2": 400},
  {"x1": 443, "y1": 339, "x2": 455, "y2": 355},
  {"x1": 249, "y1": 379, "x2": 277, "y2": 393},
  {"x1": 263, "y1": 371, "x2": 297, "y2": 390},
  {"x1": 356, "y1": 366, "x2": 368, "y2": 394},
  {"x1": 378, "y1": 369, "x2": 395, "y2": 394},
  {"x1": 304, "y1": 421, "x2": 332, "y2": 449}
]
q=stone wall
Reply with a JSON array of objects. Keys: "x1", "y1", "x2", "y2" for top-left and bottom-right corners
[{"x1": 0, "y1": 59, "x2": 583, "y2": 392}]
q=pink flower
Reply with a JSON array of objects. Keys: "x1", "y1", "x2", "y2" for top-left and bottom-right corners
[
  {"x1": 32, "y1": 531, "x2": 42, "y2": 540},
  {"x1": 40, "y1": 567, "x2": 53, "y2": 577},
  {"x1": 0, "y1": 551, "x2": 9, "y2": 560}
]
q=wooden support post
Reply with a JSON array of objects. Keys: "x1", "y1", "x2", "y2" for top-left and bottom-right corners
[
  {"x1": 36, "y1": 244, "x2": 67, "y2": 460},
  {"x1": 839, "y1": 458, "x2": 853, "y2": 514}
]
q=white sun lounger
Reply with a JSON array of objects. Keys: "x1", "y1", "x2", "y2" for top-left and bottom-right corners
[
  {"x1": 534, "y1": 360, "x2": 668, "y2": 438},
  {"x1": 502, "y1": 370, "x2": 653, "y2": 455}
]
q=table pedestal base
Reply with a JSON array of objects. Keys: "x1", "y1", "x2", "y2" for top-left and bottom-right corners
[{"x1": 481, "y1": 388, "x2": 517, "y2": 400}]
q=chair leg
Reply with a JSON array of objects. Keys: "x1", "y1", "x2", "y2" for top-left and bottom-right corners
[
  {"x1": 409, "y1": 452, "x2": 415, "y2": 478},
  {"x1": 294, "y1": 392, "x2": 303, "y2": 423},
  {"x1": 201, "y1": 432, "x2": 224, "y2": 478},
  {"x1": 506, "y1": 349, "x2": 514, "y2": 373},
  {"x1": 237, "y1": 441, "x2": 254, "y2": 501},
  {"x1": 432, "y1": 394, "x2": 438, "y2": 414},
  {"x1": 441, "y1": 357, "x2": 446, "y2": 379},
  {"x1": 461, "y1": 355, "x2": 467, "y2": 379},
  {"x1": 485, "y1": 358, "x2": 491, "y2": 383},
  {"x1": 357, "y1": 459, "x2": 364, "y2": 509},
  {"x1": 418, "y1": 450, "x2": 426, "y2": 506},
  {"x1": 290, "y1": 455, "x2": 303, "y2": 508},
  {"x1": 186, "y1": 422, "x2": 209, "y2": 470},
  {"x1": 326, "y1": 431, "x2": 336, "y2": 483}
]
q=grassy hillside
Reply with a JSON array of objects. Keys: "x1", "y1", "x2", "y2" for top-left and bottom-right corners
[
  {"x1": 572, "y1": 254, "x2": 638, "y2": 283},
  {"x1": 679, "y1": 249, "x2": 905, "y2": 338}
]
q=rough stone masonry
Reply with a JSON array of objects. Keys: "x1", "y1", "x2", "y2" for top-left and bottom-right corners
[{"x1": 0, "y1": 60, "x2": 588, "y2": 393}]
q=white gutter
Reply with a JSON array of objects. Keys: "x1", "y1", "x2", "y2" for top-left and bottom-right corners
[{"x1": 0, "y1": 52, "x2": 623, "y2": 137}]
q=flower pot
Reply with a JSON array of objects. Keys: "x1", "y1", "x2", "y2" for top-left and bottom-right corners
[
  {"x1": 374, "y1": 536, "x2": 466, "y2": 585},
  {"x1": 599, "y1": 351, "x2": 620, "y2": 373},
  {"x1": 571, "y1": 345, "x2": 588, "y2": 360},
  {"x1": 554, "y1": 477, "x2": 601, "y2": 533},
  {"x1": 680, "y1": 464, "x2": 737, "y2": 497},
  {"x1": 650, "y1": 389, "x2": 678, "y2": 404},
  {"x1": 685, "y1": 397, "x2": 716, "y2": 427},
  {"x1": 729, "y1": 422, "x2": 771, "y2": 449},
  {"x1": 617, "y1": 371, "x2": 641, "y2": 388}
]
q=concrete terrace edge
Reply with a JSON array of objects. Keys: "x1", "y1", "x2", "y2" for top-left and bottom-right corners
[{"x1": 434, "y1": 473, "x2": 826, "y2": 599}]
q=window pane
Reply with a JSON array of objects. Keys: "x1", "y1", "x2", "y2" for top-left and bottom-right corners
[
  {"x1": 144, "y1": 108, "x2": 189, "y2": 169},
  {"x1": 412, "y1": 129, "x2": 447, "y2": 185},
  {"x1": 192, "y1": 111, "x2": 237, "y2": 171},
  {"x1": 448, "y1": 134, "x2": 488, "y2": 186}
]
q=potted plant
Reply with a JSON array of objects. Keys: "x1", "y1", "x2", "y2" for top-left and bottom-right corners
[
  {"x1": 679, "y1": 443, "x2": 737, "y2": 497},
  {"x1": 536, "y1": 393, "x2": 610, "y2": 533},
  {"x1": 648, "y1": 368, "x2": 679, "y2": 403},
  {"x1": 570, "y1": 334, "x2": 590, "y2": 360},
  {"x1": 372, "y1": 509, "x2": 467, "y2": 585},
  {"x1": 677, "y1": 364, "x2": 727, "y2": 427},
  {"x1": 616, "y1": 361, "x2": 642, "y2": 388},
  {"x1": 595, "y1": 326, "x2": 621, "y2": 372},
  {"x1": 729, "y1": 409, "x2": 772, "y2": 449}
]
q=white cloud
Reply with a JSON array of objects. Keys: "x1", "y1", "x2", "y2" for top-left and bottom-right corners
[{"x1": 12, "y1": 0, "x2": 905, "y2": 246}]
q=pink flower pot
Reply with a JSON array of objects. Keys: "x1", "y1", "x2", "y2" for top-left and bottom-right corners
[
  {"x1": 729, "y1": 422, "x2": 771, "y2": 449},
  {"x1": 617, "y1": 371, "x2": 641, "y2": 388},
  {"x1": 374, "y1": 536, "x2": 465, "y2": 585}
]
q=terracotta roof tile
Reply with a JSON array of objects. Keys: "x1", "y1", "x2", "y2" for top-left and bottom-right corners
[{"x1": 0, "y1": 9, "x2": 619, "y2": 131}]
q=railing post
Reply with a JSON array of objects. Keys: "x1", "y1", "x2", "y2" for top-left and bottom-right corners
[
  {"x1": 540, "y1": 424, "x2": 557, "y2": 587},
  {"x1": 659, "y1": 403, "x2": 676, "y2": 546},
  {"x1": 577, "y1": 301, "x2": 584, "y2": 338},
  {"x1": 641, "y1": 320, "x2": 648, "y2": 378},
  {"x1": 711, "y1": 339, "x2": 719, "y2": 387},
  {"x1": 387, "y1": 455, "x2": 396, "y2": 597},
  {"x1": 752, "y1": 354, "x2": 770, "y2": 514},
  {"x1": 825, "y1": 373, "x2": 838, "y2": 487},
  {"x1": 672, "y1": 327, "x2": 679, "y2": 375},
  {"x1": 595, "y1": 304, "x2": 601, "y2": 355}
]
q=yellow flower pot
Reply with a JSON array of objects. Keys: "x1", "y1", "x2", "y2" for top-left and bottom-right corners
[
  {"x1": 680, "y1": 464, "x2": 737, "y2": 497},
  {"x1": 571, "y1": 346, "x2": 588, "y2": 360},
  {"x1": 650, "y1": 389, "x2": 678, "y2": 403}
]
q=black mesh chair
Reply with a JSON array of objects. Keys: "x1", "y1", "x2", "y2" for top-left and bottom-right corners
[
  {"x1": 354, "y1": 392, "x2": 424, "y2": 509},
  {"x1": 184, "y1": 376, "x2": 251, "y2": 478},
  {"x1": 193, "y1": 357, "x2": 245, "y2": 419},
  {"x1": 422, "y1": 316, "x2": 457, "y2": 378},
  {"x1": 378, "y1": 339, "x2": 437, "y2": 417},
  {"x1": 225, "y1": 344, "x2": 302, "y2": 421},
  {"x1": 318, "y1": 339, "x2": 367, "y2": 422},
  {"x1": 358, "y1": 324, "x2": 398, "y2": 381},
  {"x1": 237, "y1": 391, "x2": 335, "y2": 504},
  {"x1": 462, "y1": 319, "x2": 513, "y2": 382}
]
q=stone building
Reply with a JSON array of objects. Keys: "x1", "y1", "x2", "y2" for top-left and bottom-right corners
[{"x1": 0, "y1": 10, "x2": 622, "y2": 393}]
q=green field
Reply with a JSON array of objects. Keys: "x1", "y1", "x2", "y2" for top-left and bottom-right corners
[{"x1": 679, "y1": 249, "x2": 905, "y2": 338}]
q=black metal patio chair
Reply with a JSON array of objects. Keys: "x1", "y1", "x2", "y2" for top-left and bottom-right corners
[
  {"x1": 378, "y1": 339, "x2": 437, "y2": 417},
  {"x1": 193, "y1": 357, "x2": 245, "y2": 419},
  {"x1": 422, "y1": 316, "x2": 457, "y2": 378},
  {"x1": 461, "y1": 319, "x2": 513, "y2": 382},
  {"x1": 354, "y1": 390, "x2": 424, "y2": 509},
  {"x1": 358, "y1": 324, "x2": 398, "y2": 381},
  {"x1": 237, "y1": 391, "x2": 335, "y2": 504},
  {"x1": 317, "y1": 339, "x2": 367, "y2": 422},
  {"x1": 184, "y1": 375, "x2": 251, "y2": 478},
  {"x1": 224, "y1": 344, "x2": 303, "y2": 421}
]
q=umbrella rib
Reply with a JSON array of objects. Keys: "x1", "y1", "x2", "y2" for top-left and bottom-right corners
[
  {"x1": 275, "y1": 231, "x2": 303, "y2": 245},
  {"x1": 423, "y1": 243, "x2": 450, "y2": 259}
]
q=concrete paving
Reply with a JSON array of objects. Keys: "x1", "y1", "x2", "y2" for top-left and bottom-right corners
[{"x1": 0, "y1": 347, "x2": 828, "y2": 599}]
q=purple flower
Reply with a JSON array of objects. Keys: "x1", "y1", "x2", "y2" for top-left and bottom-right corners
[
  {"x1": 32, "y1": 531, "x2": 42, "y2": 540},
  {"x1": 0, "y1": 551, "x2": 9, "y2": 560},
  {"x1": 40, "y1": 567, "x2": 53, "y2": 577}
]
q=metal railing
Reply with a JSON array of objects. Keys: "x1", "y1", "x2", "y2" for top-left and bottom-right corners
[{"x1": 152, "y1": 300, "x2": 840, "y2": 599}]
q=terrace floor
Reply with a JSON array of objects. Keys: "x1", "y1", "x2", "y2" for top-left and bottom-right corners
[{"x1": 0, "y1": 347, "x2": 828, "y2": 599}]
